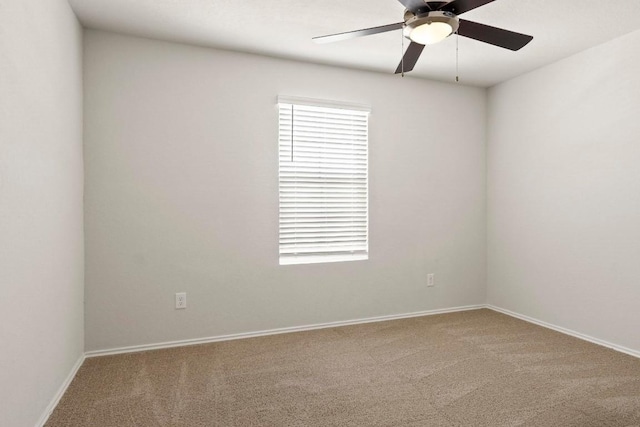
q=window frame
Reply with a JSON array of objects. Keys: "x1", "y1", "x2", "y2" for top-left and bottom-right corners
[{"x1": 277, "y1": 96, "x2": 370, "y2": 266}]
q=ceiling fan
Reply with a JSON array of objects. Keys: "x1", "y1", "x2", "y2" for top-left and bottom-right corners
[{"x1": 313, "y1": 0, "x2": 533, "y2": 74}]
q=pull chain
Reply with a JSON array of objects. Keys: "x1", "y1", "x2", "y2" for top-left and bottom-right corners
[
  {"x1": 455, "y1": 31, "x2": 459, "y2": 83},
  {"x1": 401, "y1": 25, "x2": 405, "y2": 77}
]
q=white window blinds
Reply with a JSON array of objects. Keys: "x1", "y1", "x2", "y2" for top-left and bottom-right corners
[{"x1": 278, "y1": 97, "x2": 369, "y2": 265}]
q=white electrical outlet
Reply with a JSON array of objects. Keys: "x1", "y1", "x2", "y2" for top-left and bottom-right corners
[
  {"x1": 175, "y1": 292, "x2": 187, "y2": 309},
  {"x1": 427, "y1": 274, "x2": 435, "y2": 287}
]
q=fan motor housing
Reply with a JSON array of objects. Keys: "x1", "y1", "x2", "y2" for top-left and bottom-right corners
[{"x1": 403, "y1": 10, "x2": 460, "y2": 40}]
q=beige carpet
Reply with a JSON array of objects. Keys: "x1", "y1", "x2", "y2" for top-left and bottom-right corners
[{"x1": 46, "y1": 309, "x2": 640, "y2": 426}]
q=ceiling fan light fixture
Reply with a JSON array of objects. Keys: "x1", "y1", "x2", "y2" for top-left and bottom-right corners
[
  {"x1": 404, "y1": 11, "x2": 459, "y2": 45},
  {"x1": 409, "y1": 22, "x2": 453, "y2": 45}
]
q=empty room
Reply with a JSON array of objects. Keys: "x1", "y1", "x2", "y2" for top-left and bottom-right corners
[{"x1": 2, "y1": 0, "x2": 640, "y2": 426}]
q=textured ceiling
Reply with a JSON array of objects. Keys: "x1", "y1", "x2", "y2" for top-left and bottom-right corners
[{"x1": 69, "y1": 0, "x2": 640, "y2": 87}]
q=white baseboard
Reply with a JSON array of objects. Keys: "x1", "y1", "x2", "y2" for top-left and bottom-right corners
[
  {"x1": 85, "y1": 304, "x2": 485, "y2": 358},
  {"x1": 487, "y1": 305, "x2": 640, "y2": 359},
  {"x1": 36, "y1": 353, "x2": 85, "y2": 427}
]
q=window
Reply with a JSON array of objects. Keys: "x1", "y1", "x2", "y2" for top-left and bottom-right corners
[{"x1": 278, "y1": 96, "x2": 370, "y2": 265}]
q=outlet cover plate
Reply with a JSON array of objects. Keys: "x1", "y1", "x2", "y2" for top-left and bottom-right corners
[
  {"x1": 427, "y1": 274, "x2": 435, "y2": 287},
  {"x1": 175, "y1": 292, "x2": 187, "y2": 309}
]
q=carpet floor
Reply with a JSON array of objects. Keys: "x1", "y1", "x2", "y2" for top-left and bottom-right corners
[{"x1": 46, "y1": 309, "x2": 640, "y2": 426}]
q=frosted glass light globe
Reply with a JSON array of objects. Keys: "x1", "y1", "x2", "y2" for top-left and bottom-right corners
[{"x1": 409, "y1": 22, "x2": 454, "y2": 45}]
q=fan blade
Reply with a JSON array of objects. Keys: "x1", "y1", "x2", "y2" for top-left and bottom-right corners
[
  {"x1": 458, "y1": 19, "x2": 533, "y2": 51},
  {"x1": 313, "y1": 22, "x2": 404, "y2": 44},
  {"x1": 441, "y1": 0, "x2": 495, "y2": 14},
  {"x1": 394, "y1": 42, "x2": 425, "y2": 74},
  {"x1": 397, "y1": 0, "x2": 428, "y2": 13}
]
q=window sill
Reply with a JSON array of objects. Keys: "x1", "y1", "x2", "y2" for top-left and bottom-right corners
[{"x1": 279, "y1": 254, "x2": 368, "y2": 266}]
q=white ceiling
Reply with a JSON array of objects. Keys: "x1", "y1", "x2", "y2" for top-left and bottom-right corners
[{"x1": 69, "y1": 0, "x2": 640, "y2": 87}]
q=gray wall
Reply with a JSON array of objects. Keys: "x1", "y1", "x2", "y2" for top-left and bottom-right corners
[
  {"x1": 0, "y1": 0, "x2": 84, "y2": 425},
  {"x1": 487, "y1": 29, "x2": 640, "y2": 352},
  {"x1": 83, "y1": 30, "x2": 487, "y2": 352}
]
